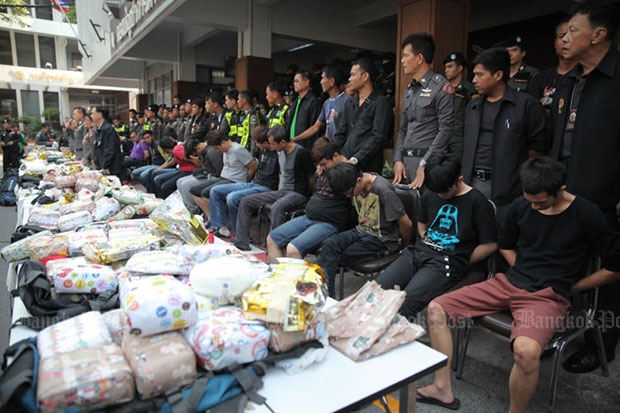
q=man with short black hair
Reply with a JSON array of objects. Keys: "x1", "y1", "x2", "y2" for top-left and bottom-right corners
[
  {"x1": 552, "y1": 0, "x2": 620, "y2": 374},
  {"x1": 333, "y1": 57, "x2": 393, "y2": 173},
  {"x1": 317, "y1": 162, "x2": 413, "y2": 296},
  {"x1": 233, "y1": 125, "x2": 314, "y2": 251},
  {"x1": 417, "y1": 156, "x2": 620, "y2": 412},
  {"x1": 70, "y1": 107, "x2": 87, "y2": 158},
  {"x1": 35, "y1": 122, "x2": 53, "y2": 146},
  {"x1": 393, "y1": 33, "x2": 454, "y2": 188},
  {"x1": 265, "y1": 81, "x2": 290, "y2": 134},
  {"x1": 91, "y1": 106, "x2": 126, "y2": 180},
  {"x1": 377, "y1": 153, "x2": 496, "y2": 318},
  {"x1": 293, "y1": 65, "x2": 351, "y2": 142},
  {"x1": 461, "y1": 47, "x2": 548, "y2": 222},
  {"x1": 287, "y1": 70, "x2": 320, "y2": 150},
  {"x1": 266, "y1": 137, "x2": 354, "y2": 261}
]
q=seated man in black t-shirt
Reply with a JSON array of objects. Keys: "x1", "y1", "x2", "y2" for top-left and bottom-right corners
[
  {"x1": 317, "y1": 163, "x2": 413, "y2": 296},
  {"x1": 376, "y1": 153, "x2": 497, "y2": 319},
  {"x1": 416, "y1": 157, "x2": 620, "y2": 412},
  {"x1": 266, "y1": 137, "x2": 355, "y2": 262}
]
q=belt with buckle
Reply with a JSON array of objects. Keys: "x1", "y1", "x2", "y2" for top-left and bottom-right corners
[
  {"x1": 474, "y1": 168, "x2": 492, "y2": 181},
  {"x1": 404, "y1": 148, "x2": 428, "y2": 158}
]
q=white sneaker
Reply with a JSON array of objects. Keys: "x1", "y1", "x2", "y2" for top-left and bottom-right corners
[{"x1": 216, "y1": 228, "x2": 231, "y2": 238}]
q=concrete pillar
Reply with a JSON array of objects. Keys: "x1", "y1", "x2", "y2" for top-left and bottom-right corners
[
  {"x1": 239, "y1": 2, "x2": 271, "y2": 59},
  {"x1": 235, "y1": 1, "x2": 273, "y2": 98}
]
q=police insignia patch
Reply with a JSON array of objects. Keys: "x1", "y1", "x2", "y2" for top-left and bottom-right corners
[{"x1": 443, "y1": 84, "x2": 455, "y2": 94}]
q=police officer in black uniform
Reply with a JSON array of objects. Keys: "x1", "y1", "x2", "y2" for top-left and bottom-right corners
[
  {"x1": 504, "y1": 34, "x2": 539, "y2": 91},
  {"x1": 1, "y1": 119, "x2": 22, "y2": 174},
  {"x1": 443, "y1": 52, "x2": 478, "y2": 161}
]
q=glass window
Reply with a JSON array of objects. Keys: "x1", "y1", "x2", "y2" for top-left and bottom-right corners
[
  {"x1": 35, "y1": 0, "x2": 53, "y2": 21},
  {"x1": 43, "y1": 91, "x2": 59, "y2": 129},
  {"x1": 66, "y1": 39, "x2": 81, "y2": 70},
  {"x1": 39, "y1": 36, "x2": 56, "y2": 69},
  {"x1": 21, "y1": 90, "x2": 40, "y2": 117},
  {"x1": 15, "y1": 33, "x2": 36, "y2": 67},
  {"x1": 0, "y1": 89, "x2": 18, "y2": 119},
  {"x1": 0, "y1": 30, "x2": 12, "y2": 65}
]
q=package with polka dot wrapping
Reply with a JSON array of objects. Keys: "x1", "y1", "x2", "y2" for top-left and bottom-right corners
[
  {"x1": 181, "y1": 307, "x2": 269, "y2": 371},
  {"x1": 120, "y1": 275, "x2": 198, "y2": 337},
  {"x1": 50, "y1": 262, "x2": 118, "y2": 294}
]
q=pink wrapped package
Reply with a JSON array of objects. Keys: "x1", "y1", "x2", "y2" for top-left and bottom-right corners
[{"x1": 37, "y1": 343, "x2": 134, "y2": 413}]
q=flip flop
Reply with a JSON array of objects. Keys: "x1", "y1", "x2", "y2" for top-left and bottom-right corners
[{"x1": 416, "y1": 390, "x2": 461, "y2": 410}]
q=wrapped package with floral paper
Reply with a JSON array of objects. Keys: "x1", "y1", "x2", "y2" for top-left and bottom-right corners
[
  {"x1": 37, "y1": 343, "x2": 134, "y2": 413},
  {"x1": 102, "y1": 308, "x2": 130, "y2": 344},
  {"x1": 125, "y1": 250, "x2": 192, "y2": 276},
  {"x1": 181, "y1": 307, "x2": 269, "y2": 371},
  {"x1": 28, "y1": 233, "x2": 69, "y2": 260},
  {"x1": 65, "y1": 228, "x2": 108, "y2": 256},
  {"x1": 120, "y1": 275, "x2": 198, "y2": 337},
  {"x1": 122, "y1": 331, "x2": 196, "y2": 399},
  {"x1": 268, "y1": 316, "x2": 327, "y2": 353},
  {"x1": 108, "y1": 218, "x2": 152, "y2": 231},
  {"x1": 58, "y1": 210, "x2": 93, "y2": 232},
  {"x1": 58, "y1": 199, "x2": 96, "y2": 215},
  {"x1": 242, "y1": 261, "x2": 327, "y2": 332},
  {"x1": 27, "y1": 207, "x2": 60, "y2": 231},
  {"x1": 1, "y1": 230, "x2": 53, "y2": 262},
  {"x1": 37, "y1": 311, "x2": 113, "y2": 359},
  {"x1": 91, "y1": 196, "x2": 121, "y2": 221}
]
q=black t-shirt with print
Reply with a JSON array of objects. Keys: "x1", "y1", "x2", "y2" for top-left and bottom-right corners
[{"x1": 414, "y1": 187, "x2": 497, "y2": 272}]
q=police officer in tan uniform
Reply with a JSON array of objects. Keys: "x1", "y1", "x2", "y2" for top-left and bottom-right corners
[{"x1": 393, "y1": 32, "x2": 454, "y2": 189}]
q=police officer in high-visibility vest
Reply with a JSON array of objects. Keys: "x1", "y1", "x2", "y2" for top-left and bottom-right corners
[
  {"x1": 113, "y1": 115, "x2": 132, "y2": 157},
  {"x1": 237, "y1": 90, "x2": 261, "y2": 155},
  {"x1": 265, "y1": 81, "x2": 291, "y2": 135},
  {"x1": 224, "y1": 89, "x2": 241, "y2": 143}
]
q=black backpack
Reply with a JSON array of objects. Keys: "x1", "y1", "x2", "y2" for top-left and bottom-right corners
[
  {"x1": 11, "y1": 260, "x2": 120, "y2": 330},
  {"x1": 0, "y1": 168, "x2": 18, "y2": 207}
]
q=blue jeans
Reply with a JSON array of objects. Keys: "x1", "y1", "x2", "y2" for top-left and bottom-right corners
[
  {"x1": 269, "y1": 215, "x2": 338, "y2": 257},
  {"x1": 132, "y1": 165, "x2": 154, "y2": 180},
  {"x1": 209, "y1": 182, "x2": 270, "y2": 230}
]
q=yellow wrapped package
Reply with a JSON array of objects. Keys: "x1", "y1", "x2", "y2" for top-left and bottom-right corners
[
  {"x1": 149, "y1": 191, "x2": 207, "y2": 245},
  {"x1": 82, "y1": 234, "x2": 160, "y2": 265},
  {"x1": 242, "y1": 261, "x2": 327, "y2": 332}
]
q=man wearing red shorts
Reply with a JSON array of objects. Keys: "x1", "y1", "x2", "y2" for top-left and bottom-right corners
[{"x1": 416, "y1": 156, "x2": 620, "y2": 412}]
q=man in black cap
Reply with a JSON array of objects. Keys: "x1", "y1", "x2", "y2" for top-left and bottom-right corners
[
  {"x1": 128, "y1": 108, "x2": 139, "y2": 135},
  {"x1": 504, "y1": 34, "x2": 539, "y2": 91},
  {"x1": 443, "y1": 52, "x2": 478, "y2": 161},
  {"x1": 144, "y1": 104, "x2": 162, "y2": 141},
  {"x1": 1, "y1": 119, "x2": 22, "y2": 173}
]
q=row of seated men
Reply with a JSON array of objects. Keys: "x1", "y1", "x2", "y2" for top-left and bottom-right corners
[{"x1": 117, "y1": 3, "x2": 619, "y2": 409}]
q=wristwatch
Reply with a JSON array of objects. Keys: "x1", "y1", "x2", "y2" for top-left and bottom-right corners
[
  {"x1": 350, "y1": 157, "x2": 358, "y2": 165},
  {"x1": 419, "y1": 159, "x2": 427, "y2": 167}
]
